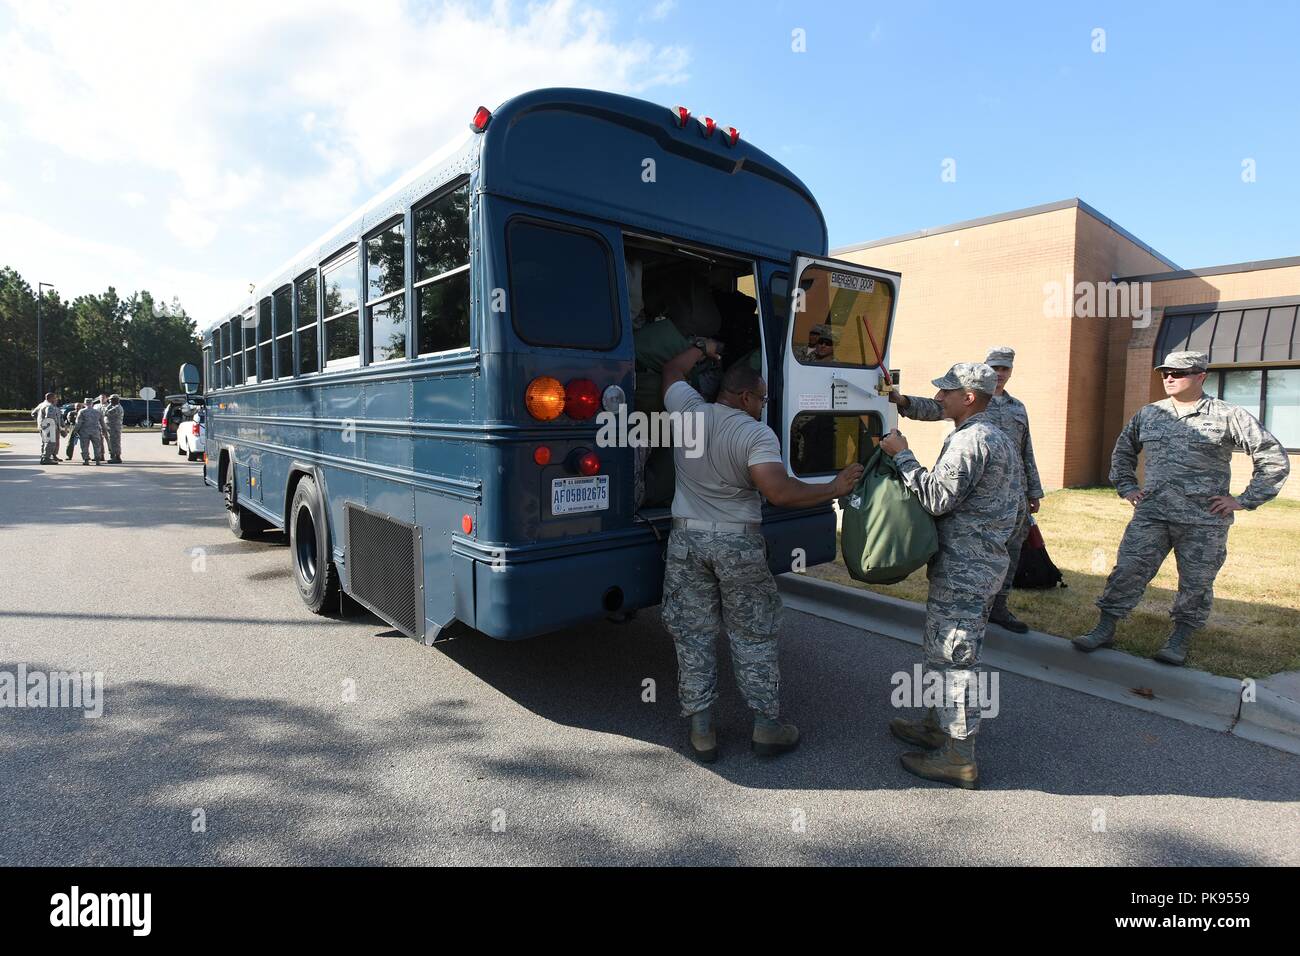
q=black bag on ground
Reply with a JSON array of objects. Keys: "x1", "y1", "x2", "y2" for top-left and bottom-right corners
[{"x1": 1013, "y1": 516, "x2": 1066, "y2": 589}]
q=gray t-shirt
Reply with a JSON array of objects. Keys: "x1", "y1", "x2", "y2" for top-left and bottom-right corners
[{"x1": 665, "y1": 381, "x2": 783, "y2": 523}]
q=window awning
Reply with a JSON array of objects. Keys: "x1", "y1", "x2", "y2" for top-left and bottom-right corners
[{"x1": 1155, "y1": 300, "x2": 1299, "y2": 366}]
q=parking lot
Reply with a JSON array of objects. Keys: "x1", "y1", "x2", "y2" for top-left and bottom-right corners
[{"x1": 0, "y1": 432, "x2": 1296, "y2": 866}]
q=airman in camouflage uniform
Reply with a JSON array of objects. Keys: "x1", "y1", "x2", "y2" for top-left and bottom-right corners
[
  {"x1": 658, "y1": 342, "x2": 861, "y2": 762},
  {"x1": 1075, "y1": 350, "x2": 1290, "y2": 665},
  {"x1": 31, "y1": 392, "x2": 63, "y2": 464},
  {"x1": 890, "y1": 345, "x2": 1042, "y2": 632},
  {"x1": 73, "y1": 401, "x2": 104, "y2": 465},
  {"x1": 881, "y1": 363, "x2": 1023, "y2": 789},
  {"x1": 102, "y1": 394, "x2": 125, "y2": 463}
]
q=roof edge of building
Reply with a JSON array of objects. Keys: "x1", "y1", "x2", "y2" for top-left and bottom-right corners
[
  {"x1": 1117, "y1": 254, "x2": 1300, "y2": 284},
  {"x1": 832, "y1": 197, "x2": 1181, "y2": 272}
]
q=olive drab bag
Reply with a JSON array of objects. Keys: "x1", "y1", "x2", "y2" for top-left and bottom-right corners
[{"x1": 840, "y1": 447, "x2": 938, "y2": 585}]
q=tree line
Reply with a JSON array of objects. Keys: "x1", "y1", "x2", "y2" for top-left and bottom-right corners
[{"x1": 0, "y1": 266, "x2": 201, "y2": 409}]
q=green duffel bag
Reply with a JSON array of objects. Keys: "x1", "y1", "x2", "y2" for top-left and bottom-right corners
[{"x1": 840, "y1": 447, "x2": 938, "y2": 585}]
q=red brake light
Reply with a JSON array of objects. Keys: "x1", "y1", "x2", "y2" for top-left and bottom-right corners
[
  {"x1": 673, "y1": 105, "x2": 690, "y2": 127},
  {"x1": 564, "y1": 379, "x2": 601, "y2": 420},
  {"x1": 724, "y1": 126, "x2": 739, "y2": 147},
  {"x1": 471, "y1": 106, "x2": 491, "y2": 132},
  {"x1": 533, "y1": 446, "x2": 551, "y2": 466},
  {"x1": 577, "y1": 451, "x2": 600, "y2": 476},
  {"x1": 700, "y1": 116, "x2": 716, "y2": 138}
]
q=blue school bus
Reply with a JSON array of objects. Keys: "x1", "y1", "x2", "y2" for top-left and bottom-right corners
[{"x1": 200, "y1": 88, "x2": 900, "y2": 641}]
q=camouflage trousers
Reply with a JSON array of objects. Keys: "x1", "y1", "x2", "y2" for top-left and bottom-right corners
[
  {"x1": 660, "y1": 528, "x2": 783, "y2": 719},
  {"x1": 105, "y1": 426, "x2": 122, "y2": 460},
  {"x1": 80, "y1": 433, "x2": 103, "y2": 462},
  {"x1": 1096, "y1": 514, "x2": 1229, "y2": 629},
  {"x1": 998, "y1": 504, "x2": 1030, "y2": 600}
]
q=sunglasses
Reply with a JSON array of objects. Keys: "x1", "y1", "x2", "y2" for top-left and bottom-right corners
[{"x1": 1160, "y1": 369, "x2": 1202, "y2": 379}]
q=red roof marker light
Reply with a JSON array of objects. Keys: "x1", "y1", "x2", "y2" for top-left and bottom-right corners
[
  {"x1": 699, "y1": 116, "x2": 716, "y2": 138},
  {"x1": 673, "y1": 105, "x2": 691, "y2": 128},
  {"x1": 724, "y1": 126, "x2": 740, "y2": 147},
  {"x1": 470, "y1": 106, "x2": 491, "y2": 133}
]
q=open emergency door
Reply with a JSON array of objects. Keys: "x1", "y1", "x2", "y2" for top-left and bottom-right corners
[{"x1": 781, "y1": 254, "x2": 900, "y2": 482}]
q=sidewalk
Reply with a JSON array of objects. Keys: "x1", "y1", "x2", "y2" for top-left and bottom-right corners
[{"x1": 778, "y1": 573, "x2": 1300, "y2": 756}]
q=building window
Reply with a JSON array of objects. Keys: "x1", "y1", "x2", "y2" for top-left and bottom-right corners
[
  {"x1": 258, "y1": 298, "x2": 273, "y2": 382},
  {"x1": 274, "y1": 286, "x2": 293, "y2": 380},
  {"x1": 322, "y1": 251, "x2": 360, "y2": 367},
  {"x1": 242, "y1": 311, "x2": 257, "y2": 385},
  {"x1": 1204, "y1": 367, "x2": 1300, "y2": 451},
  {"x1": 366, "y1": 220, "x2": 407, "y2": 363},
  {"x1": 296, "y1": 272, "x2": 319, "y2": 375},
  {"x1": 414, "y1": 182, "x2": 470, "y2": 355}
]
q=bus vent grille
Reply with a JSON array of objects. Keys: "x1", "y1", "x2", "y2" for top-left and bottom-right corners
[{"x1": 345, "y1": 504, "x2": 423, "y2": 640}]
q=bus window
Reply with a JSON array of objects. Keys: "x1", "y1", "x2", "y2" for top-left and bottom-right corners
[
  {"x1": 274, "y1": 286, "x2": 293, "y2": 379},
  {"x1": 224, "y1": 318, "x2": 237, "y2": 388},
  {"x1": 366, "y1": 221, "x2": 406, "y2": 363},
  {"x1": 242, "y1": 311, "x2": 257, "y2": 385},
  {"x1": 791, "y1": 264, "x2": 894, "y2": 369},
  {"x1": 295, "y1": 273, "x2": 319, "y2": 375},
  {"x1": 414, "y1": 183, "x2": 470, "y2": 355},
  {"x1": 258, "y1": 297, "x2": 273, "y2": 381},
  {"x1": 508, "y1": 219, "x2": 617, "y2": 350},
  {"x1": 322, "y1": 251, "x2": 360, "y2": 367}
]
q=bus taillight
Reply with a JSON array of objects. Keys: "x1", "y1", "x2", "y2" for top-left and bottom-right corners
[
  {"x1": 564, "y1": 379, "x2": 601, "y2": 420},
  {"x1": 533, "y1": 446, "x2": 551, "y2": 466},
  {"x1": 525, "y1": 377, "x2": 566, "y2": 420},
  {"x1": 574, "y1": 450, "x2": 601, "y2": 476}
]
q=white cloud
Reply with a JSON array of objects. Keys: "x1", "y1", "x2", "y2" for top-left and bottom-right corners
[
  {"x1": 0, "y1": 0, "x2": 690, "y2": 253},
  {"x1": 119, "y1": 191, "x2": 146, "y2": 207},
  {"x1": 644, "y1": 0, "x2": 676, "y2": 21}
]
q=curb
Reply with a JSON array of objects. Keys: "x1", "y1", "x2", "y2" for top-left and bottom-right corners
[{"x1": 777, "y1": 573, "x2": 1300, "y2": 757}]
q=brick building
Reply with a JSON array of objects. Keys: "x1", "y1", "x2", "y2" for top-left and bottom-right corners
[{"x1": 834, "y1": 199, "x2": 1300, "y2": 500}]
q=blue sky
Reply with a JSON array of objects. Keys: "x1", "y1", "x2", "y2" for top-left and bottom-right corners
[{"x1": 1, "y1": 0, "x2": 1296, "y2": 318}]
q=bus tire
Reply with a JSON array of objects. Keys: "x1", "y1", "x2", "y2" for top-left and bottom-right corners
[
  {"x1": 224, "y1": 471, "x2": 267, "y2": 540},
  {"x1": 289, "y1": 475, "x2": 339, "y2": 614}
]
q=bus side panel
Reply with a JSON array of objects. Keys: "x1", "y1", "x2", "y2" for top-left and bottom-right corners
[{"x1": 419, "y1": 489, "x2": 475, "y2": 634}]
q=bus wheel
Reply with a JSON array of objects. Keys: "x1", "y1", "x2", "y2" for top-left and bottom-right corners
[
  {"x1": 290, "y1": 475, "x2": 339, "y2": 614},
  {"x1": 224, "y1": 472, "x2": 267, "y2": 540}
]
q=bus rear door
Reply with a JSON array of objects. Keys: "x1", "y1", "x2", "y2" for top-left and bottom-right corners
[{"x1": 781, "y1": 255, "x2": 901, "y2": 480}]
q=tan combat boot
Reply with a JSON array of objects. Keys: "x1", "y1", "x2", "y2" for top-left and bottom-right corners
[
  {"x1": 688, "y1": 707, "x2": 717, "y2": 763},
  {"x1": 900, "y1": 733, "x2": 979, "y2": 789},
  {"x1": 889, "y1": 707, "x2": 945, "y2": 750},
  {"x1": 752, "y1": 714, "x2": 799, "y2": 757}
]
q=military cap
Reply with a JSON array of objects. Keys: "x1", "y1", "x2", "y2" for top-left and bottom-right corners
[
  {"x1": 809, "y1": 323, "x2": 834, "y2": 340},
  {"x1": 109, "y1": 393, "x2": 120, "y2": 401},
  {"x1": 932, "y1": 362, "x2": 998, "y2": 395},
  {"x1": 1155, "y1": 350, "x2": 1209, "y2": 371},
  {"x1": 984, "y1": 346, "x2": 1015, "y2": 368}
]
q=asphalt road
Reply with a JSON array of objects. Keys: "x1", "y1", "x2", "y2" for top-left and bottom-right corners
[{"x1": 1, "y1": 433, "x2": 1296, "y2": 866}]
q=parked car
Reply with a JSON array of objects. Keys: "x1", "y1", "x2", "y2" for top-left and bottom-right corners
[
  {"x1": 118, "y1": 398, "x2": 159, "y2": 427},
  {"x1": 176, "y1": 408, "x2": 206, "y2": 462},
  {"x1": 161, "y1": 395, "x2": 204, "y2": 444}
]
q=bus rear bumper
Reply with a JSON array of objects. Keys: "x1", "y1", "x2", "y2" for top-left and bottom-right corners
[{"x1": 455, "y1": 509, "x2": 836, "y2": 641}]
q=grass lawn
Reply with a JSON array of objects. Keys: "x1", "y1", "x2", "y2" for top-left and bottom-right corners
[{"x1": 811, "y1": 487, "x2": 1300, "y2": 680}]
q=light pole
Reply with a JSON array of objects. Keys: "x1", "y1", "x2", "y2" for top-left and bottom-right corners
[{"x1": 36, "y1": 281, "x2": 54, "y2": 398}]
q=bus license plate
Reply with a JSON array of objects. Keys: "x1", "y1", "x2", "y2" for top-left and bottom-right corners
[{"x1": 551, "y1": 475, "x2": 610, "y2": 515}]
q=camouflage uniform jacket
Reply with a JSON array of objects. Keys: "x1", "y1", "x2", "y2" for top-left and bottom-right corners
[
  {"x1": 893, "y1": 411, "x2": 1024, "y2": 600},
  {"x1": 899, "y1": 391, "x2": 1042, "y2": 499},
  {"x1": 102, "y1": 403, "x2": 124, "y2": 431},
  {"x1": 1111, "y1": 395, "x2": 1290, "y2": 526},
  {"x1": 73, "y1": 405, "x2": 103, "y2": 436}
]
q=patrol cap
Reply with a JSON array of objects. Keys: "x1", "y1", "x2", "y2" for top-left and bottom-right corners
[
  {"x1": 1155, "y1": 350, "x2": 1208, "y2": 372},
  {"x1": 109, "y1": 393, "x2": 120, "y2": 401},
  {"x1": 984, "y1": 346, "x2": 1015, "y2": 368},
  {"x1": 809, "y1": 323, "x2": 834, "y2": 340},
  {"x1": 932, "y1": 362, "x2": 998, "y2": 396}
]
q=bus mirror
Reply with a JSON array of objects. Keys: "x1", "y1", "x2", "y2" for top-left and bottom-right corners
[{"x1": 179, "y1": 363, "x2": 201, "y2": 395}]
